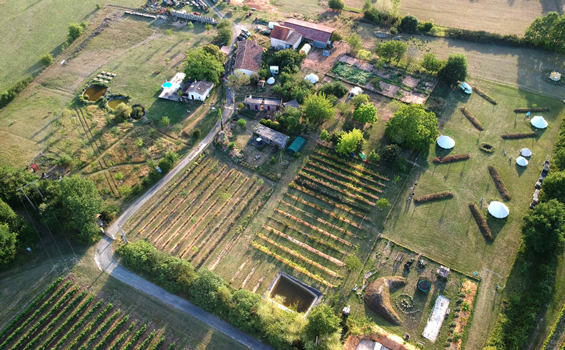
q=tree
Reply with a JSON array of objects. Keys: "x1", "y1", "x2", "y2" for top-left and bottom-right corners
[
  {"x1": 522, "y1": 199, "x2": 565, "y2": 254},
  {"x1": 278, "y1": 106, "x2": 302, "y2": 133},
  {"x1": 362, "y1": 0, "x2": 372, "y2": 12},
  {"x1": 318, "y1": 81, "x2": 348, "y2": 98},
  {"x1": 304, "y1": 304, "x2": 341, "y2": 340},
  {"x1": 272, "y1": 49, "x2": 305, "y2": 73},
  {"x1": 399, "y1": 15, "x2": 418, "y2": 33},
  {"x1": 353, "y1": 103, "x2": 378, "y2": 124},
  {"x1": 114, "y1": 103, "x2": 132, "y2": 122},
  {"x1": 344, "y1": 255, "x2": 362, "y2": 271},
  {"x1": 376, "y1": 198, "x2": 390, "y2": 210},
  {"x1": 346, "y1": 34, "x2": 363, "y2": 54},
  {"x1": 438, "y1": 54, "x2": 467, "y2": 85},
  {"x1": 336, "y1": 129, "x2": 364, "y2": 154},
  {"x1": 302, "y1": 93, "x2": 335, "y2": 125},
  {"x1": 421, "y1": 53, "x2": 444, "y2": 73},
  {"x1": 257, "y1": 296, "x2": 306, "y2": 350},
  {"x1": 40, "y1": 54, "x2": 54, "y2": 66},
  {"x1": 192, "y1": 128, "x2": 201, "y2": 139},
  {"x1": 368, "y1": 149, "x2": 380, "y2": 162},
  {"x1": 352, "y1": 94, "x2": 370, "y2": 108},
  {"x1": 237, "y1": 118, "x2": 247, "y2": 128},
  {"x1": 227, "y1": 71, "x2": 250, "y2": 89},
  {"x1": 525, "y1": 12, "x2": 561, "y2": 50},
  {"x1": 184, "y1": 46, "x2": 225, "y2": 84},
  {"x1": 59, "y1": 176, "x2": 103, "y2": 243},
  {"x1": 0, "y1": 224, "x2": 16, "y2": 265},
  {"x1": 376, "y1": 41, "x2": 407, "y2": 63},
  {"x1": 68, "y1": 23, "x2": 85, "y2": 42},
  {"x1": 273, "y1": 72, "x2": 313, "y2": 104},
  {"x1": 385, "y1": 104, "x2": 438, "y2": 151},
  {"x1": 190, "y1": 270, "x2": 231, "y2": 316},
  {"x1": 320, "y1": 129, "x2": 331, "y2": 141},
  {"x1": 330, "y1": 31, "x2": 343, "y2": 42},
  {"x1": 328, "y1": 0, "x2": 345, "y2": 10},
  {"x1": 541, "y1": 171, "x2": 565, "y2": 203},
  {"x1": 357, "y1": 49, "x2": 372, "y2": 60},
  {"x1": 229, "y1": 289, "x2": 262, "y2": 335},
  {"x1": 215, "y1": 20, "x2": 233, "y2": 46}
]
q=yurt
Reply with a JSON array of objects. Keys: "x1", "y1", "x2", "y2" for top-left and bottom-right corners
[
  {"x1": 488, "y1": 201, "x2": 509, "y2": 219},
  {"x1": 531, "y1": 116, "x2": 548, "y2": 129},
  {"x1": 520, "y1": 148, "x2": 532, "y2": 157},
  {"x1": 437, "y1": 135, "x2": 455, "y2": 149},
  {"x1": 516, "y1": 156, "x2": 529, "y2": 167}
]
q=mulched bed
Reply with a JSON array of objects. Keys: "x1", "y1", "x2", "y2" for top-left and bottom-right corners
[
  {"x1": 480, "y1": 143, "x2": 495, "y2": 153},
  {"x1": 488, "y1": 166, "x2": 511, "y2": 201},
  {"x1": 469, "y1": 203, "x2": 493, "y2": 241},
  {"x1": 474, "y1": 87, "x2": 497, "y2": 105},
  {"x1": 414, "y1": 191, "x2": 453, "y2": 204},
  {"x1": 501, "y1": 132, "x2": 537, "y2": 139},
  {"x1": 514, "y1": 107, "x2": 550, "y2": 113},
  {"x1": 460, "y1": 107, "x2": 484, "y2": 131},
  {"x1": 433, "y1": 154, "x2": 471, "y2": 164}
]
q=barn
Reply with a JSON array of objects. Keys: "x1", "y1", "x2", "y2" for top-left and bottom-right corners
[{"x1": 282, "y1": 19, "x2": 335, "y2": 48}]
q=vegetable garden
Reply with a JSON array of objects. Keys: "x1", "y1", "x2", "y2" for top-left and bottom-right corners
[
  {"x1": 0, "y1": 277, "x2": 175, "y2": 350},
  {"x1": 123, "y1": 153, "x2": 272, "y2": 268}
]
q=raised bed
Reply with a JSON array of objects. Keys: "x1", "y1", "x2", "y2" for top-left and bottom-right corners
[
  {"x1": 488, "y1": 166, "x2": 511, "y2": 201},
  {"x1": 469, "y1": 203, "x2": 493, "y2": 240},
  {"x1": 433, "y1": 154, "x2": 471, "y2": 164},
  {"x1": 460, "y1": 107, "x2": 484, "y2": 131},
  {"x1": 414, "y1": 191, "x2": 453, "y2": 204}
]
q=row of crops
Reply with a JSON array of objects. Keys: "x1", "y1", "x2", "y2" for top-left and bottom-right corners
[
  {"x1": 250, "y1": 148, "x2": 389, "y2": 289},
  {"x1": 124, "y1": 154, "x2": 272, "y2": 269},
  {"x1": 0, "y1": 277, "x2": 175, "y2": 350}
]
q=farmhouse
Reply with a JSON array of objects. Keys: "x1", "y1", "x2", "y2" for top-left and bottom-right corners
[
  {"x1": 283, "y1": 19, "x2": 335, "y2": 48},
  {"x1": 253, "y1": 124, "x2": 290, "y2": 149},
  {"x1": 233, "y1": 40, "x2": 264, "y2": 76},
  {"x1": 270, "y1": 25, "x2": 303, "y2": 50},
  {"x1": 244, "y1": 95, "x2": 283, "y2": 112},
  {"x1": 183, "y1": 80, "x2": 214, "y2": 101}
]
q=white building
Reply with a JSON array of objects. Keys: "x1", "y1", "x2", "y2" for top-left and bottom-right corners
[
  {"x1": 184, "y1": 80, "x2": 214, "y2": 101},
  {"x1": 270, "y1": 25, "x2": 303, "y2": 50}
]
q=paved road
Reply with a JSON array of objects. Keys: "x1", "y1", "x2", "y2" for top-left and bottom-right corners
[{"x1": 95, "y1": 236, "x2": 272, "y2": 350}]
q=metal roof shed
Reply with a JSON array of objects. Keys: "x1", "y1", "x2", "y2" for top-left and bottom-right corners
[
  {"x1": 287, "y1": 137, "x2": 306, "y2": 154},
  {"x1": 253, "y1": 124, "x2": 290, "y2": 149}
]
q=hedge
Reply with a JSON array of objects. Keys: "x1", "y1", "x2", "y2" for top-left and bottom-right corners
[
  {"x1": 414, "y1": 191, "x2": 453, "y2": 204},
  {"x1": 488, "y1": 166, "x2": 511, "y2": 201},
  {"x1": 441, "y1": 27, "x2": 525, "y2": 48},
  {"x1": 502, "y1": 132, "x2": 536, "y2": 139},
  {"x1": 468, "y1": 203, "x2": 493, "y2": 241},
  {"x1": 433, "y1": 154, "x2": 471, "y2": 164},
  {"x1": 0, "y1": 77, "x2": 33, "y2": 109},
  {"x1": 460, "y1": 107, "x2": 484, "y2": 131},
  {"x1": 474, "y1": 87, "x2": 497, "y2": 105},
  {"x1": 514, "y1": 107, "x2": 550, "y2": 113}
]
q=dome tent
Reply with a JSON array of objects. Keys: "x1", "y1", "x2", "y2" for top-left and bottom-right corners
[
  {"x1": 488, "y1": 201, "x2": 509, "y2": 219},
  {"x1": 516, "y1": 156, "x2": 528, "y2": 167},
  {"x1": 437, "y1": 135, "x2": 455, "y2": 149},
  {"x1": 531, "y1": 116, "x2": 548, "y2": 129},
  {"x1": 304, "y1": 73, "x2": 319, "y2": 84},
  {"x1": 520, "y1": 148, "x2": 532, "y2": 157}
]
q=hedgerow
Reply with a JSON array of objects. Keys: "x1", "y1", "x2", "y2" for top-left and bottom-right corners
[
  {"x1": 488, "y1": 166, "x2": 511, "y2": 201},
  {"x1": 433, "y1": 154, "x2": 471, "y2": 164},
  {"x1": 468, "y1": 203, "x2": 493, "y2": 241},
  {"x1": 414, "y1": 191, "x2": 453, "y2": 203}
]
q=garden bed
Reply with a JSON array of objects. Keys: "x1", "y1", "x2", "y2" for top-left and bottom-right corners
[
  {"x1": 460, "y1": 107, "x2": 484, "y2": 131},
  {"x1": 488, "y1": 166, "x2": 511, "y2": 201},
  {"x1": 433, "y1": 154, "x2": 471, "y2": 164},
  {"x1": 501, "y1": 132, "x2": 537, "y2": 139},
  {"x1": 468, "y1": 203, "x2": 493, "y2": 241},
  {"x1": 414, "y1": 191, "x2": 454, "y2": 204}
]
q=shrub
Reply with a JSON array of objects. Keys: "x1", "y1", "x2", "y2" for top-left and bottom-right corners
[
  {"x1": 328, "y1": 0, "x2": 345, "y2": 10},
  {"x1": 418, "y1": 20, "x2": 434, "y2": 33},
  {"x1": 0, "y1": 77, "x2": 33, "y2": 109},
  {"x1": 368, "y1": 149, "x2": 380, "y2": 162},
  {"x1": 488, "y1": 166, "x2": 511, "y2": 201},
  {"x1": 376, "y1": 198, "x2": 390, "y2": 209},
  {"x1": 317, "y1": 81, "x2": 348, "y2": 98},
  {"x1": 114, "y1": 103, "x2": 132, "y2": 122},
  {"x1": 161, "y1": 116, "x2": 170, "y2": 126},
  {"x1": 460, "y1": 107, "x2": 484, "y2": 131},
  {"x1": 469, "y1": 203, "x2": 493, "y2": 240},
  {"x1": 390, "y1": 27, "x2": 398, "y2": 35},
  {"x1": 399, "y1": 15, "x2": 418, "y2": 33},
  {"x1": 192, "y1": 128, "x2": 201, "y2": 139},
  {"x1": 421, "y1": 53, "x2": 444, "y2": 73},
  {"x1": 438, "y1": 54, "x2": 467, "y2": 85},
  {"x1": 414, "y1": 191, "x2": 453, "y2": 204},
  {"x1": 344, "y1": 255, "x2": 362, "y2": 270},
  {"x1": 501, "y1": 132, "x2": 536, "y2": 139},
  {"x1": 320, "y1": 129, "x2": 331, "y2": 141},
  {"x1": 380, "y1": 144, "x2": 402, "y2": 163},
  {"x1": 432, "y1": 154, "x2": 471, "y2": 164},
  {"x1": 237, "y1": 118, "x2": 247, "y2": 128},
  {"x1": 260, "y1": 119, "x2": 281, "y2": 131},
  {"x1": 40, "y1": 53, "x2": 54, "y2": 66},
  {"x1": 474, "y1": 87, "x2": 497, "y2": 105}
]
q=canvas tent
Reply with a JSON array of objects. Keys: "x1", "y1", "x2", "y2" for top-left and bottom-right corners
[
  {"x1": 521, "y1": 148, "x2": 532, "y2": 157},
  {"x1": 304, "y1": 73, "x2": 319, "y2": 84},
  {"x1": 531, "y1": 116, "x2": 548, "y2": 129},
  {"x1": 488, "y1": 201, "x2": 509, "y2": 219},
  {"x1": 516, "y1": 156, "x2": 528, "y2": 167},
  {"x1": 437, "y1": 135, "x2": 455, "y2": 149}
]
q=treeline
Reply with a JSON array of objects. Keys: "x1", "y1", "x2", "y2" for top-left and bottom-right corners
[
  {"x1": 0, "y1": 77, "x2": 33, "y2": 109},
  {"x1": 118, "y1": 240, "x2": 343, "y2": 350},
  {"x1": 486, "y1": 120, "x2": 565, "y2": 349}
]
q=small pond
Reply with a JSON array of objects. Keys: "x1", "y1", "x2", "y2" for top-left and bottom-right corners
[
  {"x1": 83, "y1": 85, "x2": 107, "y2": 102},
  {"x1": 270, "y1": 274, "x2": 317, "y2": 313},
  {"x1": 108, "y1": 98, "x2": 128, "y2": 110}
]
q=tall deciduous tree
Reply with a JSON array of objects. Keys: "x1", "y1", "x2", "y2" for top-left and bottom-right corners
[
  {"x1": 522, "y1": 199, "x2": 565, "y2": 254},
  {"x1": 525, "y1": 12, "x2": 565, "y2": 52},
  {"x1": 336, "y1": 128, "x2": 365, "y2": 154},
  {"x1": 302, "y1": 93, "x2": 335, "y2": 125},
  {"x1": 353, "y1": 103, "x2": 378, "y2": 124},
  {"x1": 227, "y1": 71, "x2": 250, "y2": 89},
  {"x1": 0, "y1": 223, "x2": 16, "y2": 265},
  {"x1": 541, "y1": 171, "x2": 565, "y2": 203},
  {"x1": 347, "y1": 34, "x2": 363, "y2": 55},
  {"x1": 184, "y1": 46, "x2": 225, "y2": 84},
  {"x1": 438, "y1": 54, "x2": 467, "y2": 85},
  {"x1": 272, "y1": 49, "x2": 305, "y2": 73},
  {"x1": 303, "y1": 304, "x2": 342, "y2": 350},
  {"x1": 385, "y1": 104, "x2": 438, "y2": 151},
  {"x1": 376, "y1": 41, "x2": 407, "y2": 63}
]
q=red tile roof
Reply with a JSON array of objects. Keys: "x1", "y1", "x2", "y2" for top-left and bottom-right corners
[
  {"x1": 271, "y1": 25, "x2": 292, "y2": 40},
  {"x1": 283, "y1": 19, "x2": 335, "y2": 43},
  {"x1": 234, "y1": 40, "x2": 263, "y2": 73}
]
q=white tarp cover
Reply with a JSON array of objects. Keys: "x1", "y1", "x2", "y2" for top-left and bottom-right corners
[
  {"x1": 531, "y1": 116, "x2": 548, "y2": 129},
  {"x1": 460, "y1": 82, "x2": 472, "y2": 94},
  {"x1": 422, "y1": 295, "x2": 450, "y2": 342},
  {"x1": 516, "y1": 156, "x2": 529, "y2": 166},
  {"x1": 304, "y1": 73, "x2": 319, "y2": 84},
  {"x1": 437, "y1": 135, "x2": 455, "y2": 149},
  {"x1": 488, "y1": 201, "x2": 510, "y2": 219},
  {"x1": 521, "y1": 148, "x2": 532, "y2": 157},
  {"x1": 350, "y1": 87, "x2": 364, "y2": 96},
  {"x1": 266, "y1": 77, "x2": 275, "y2": 85}
]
